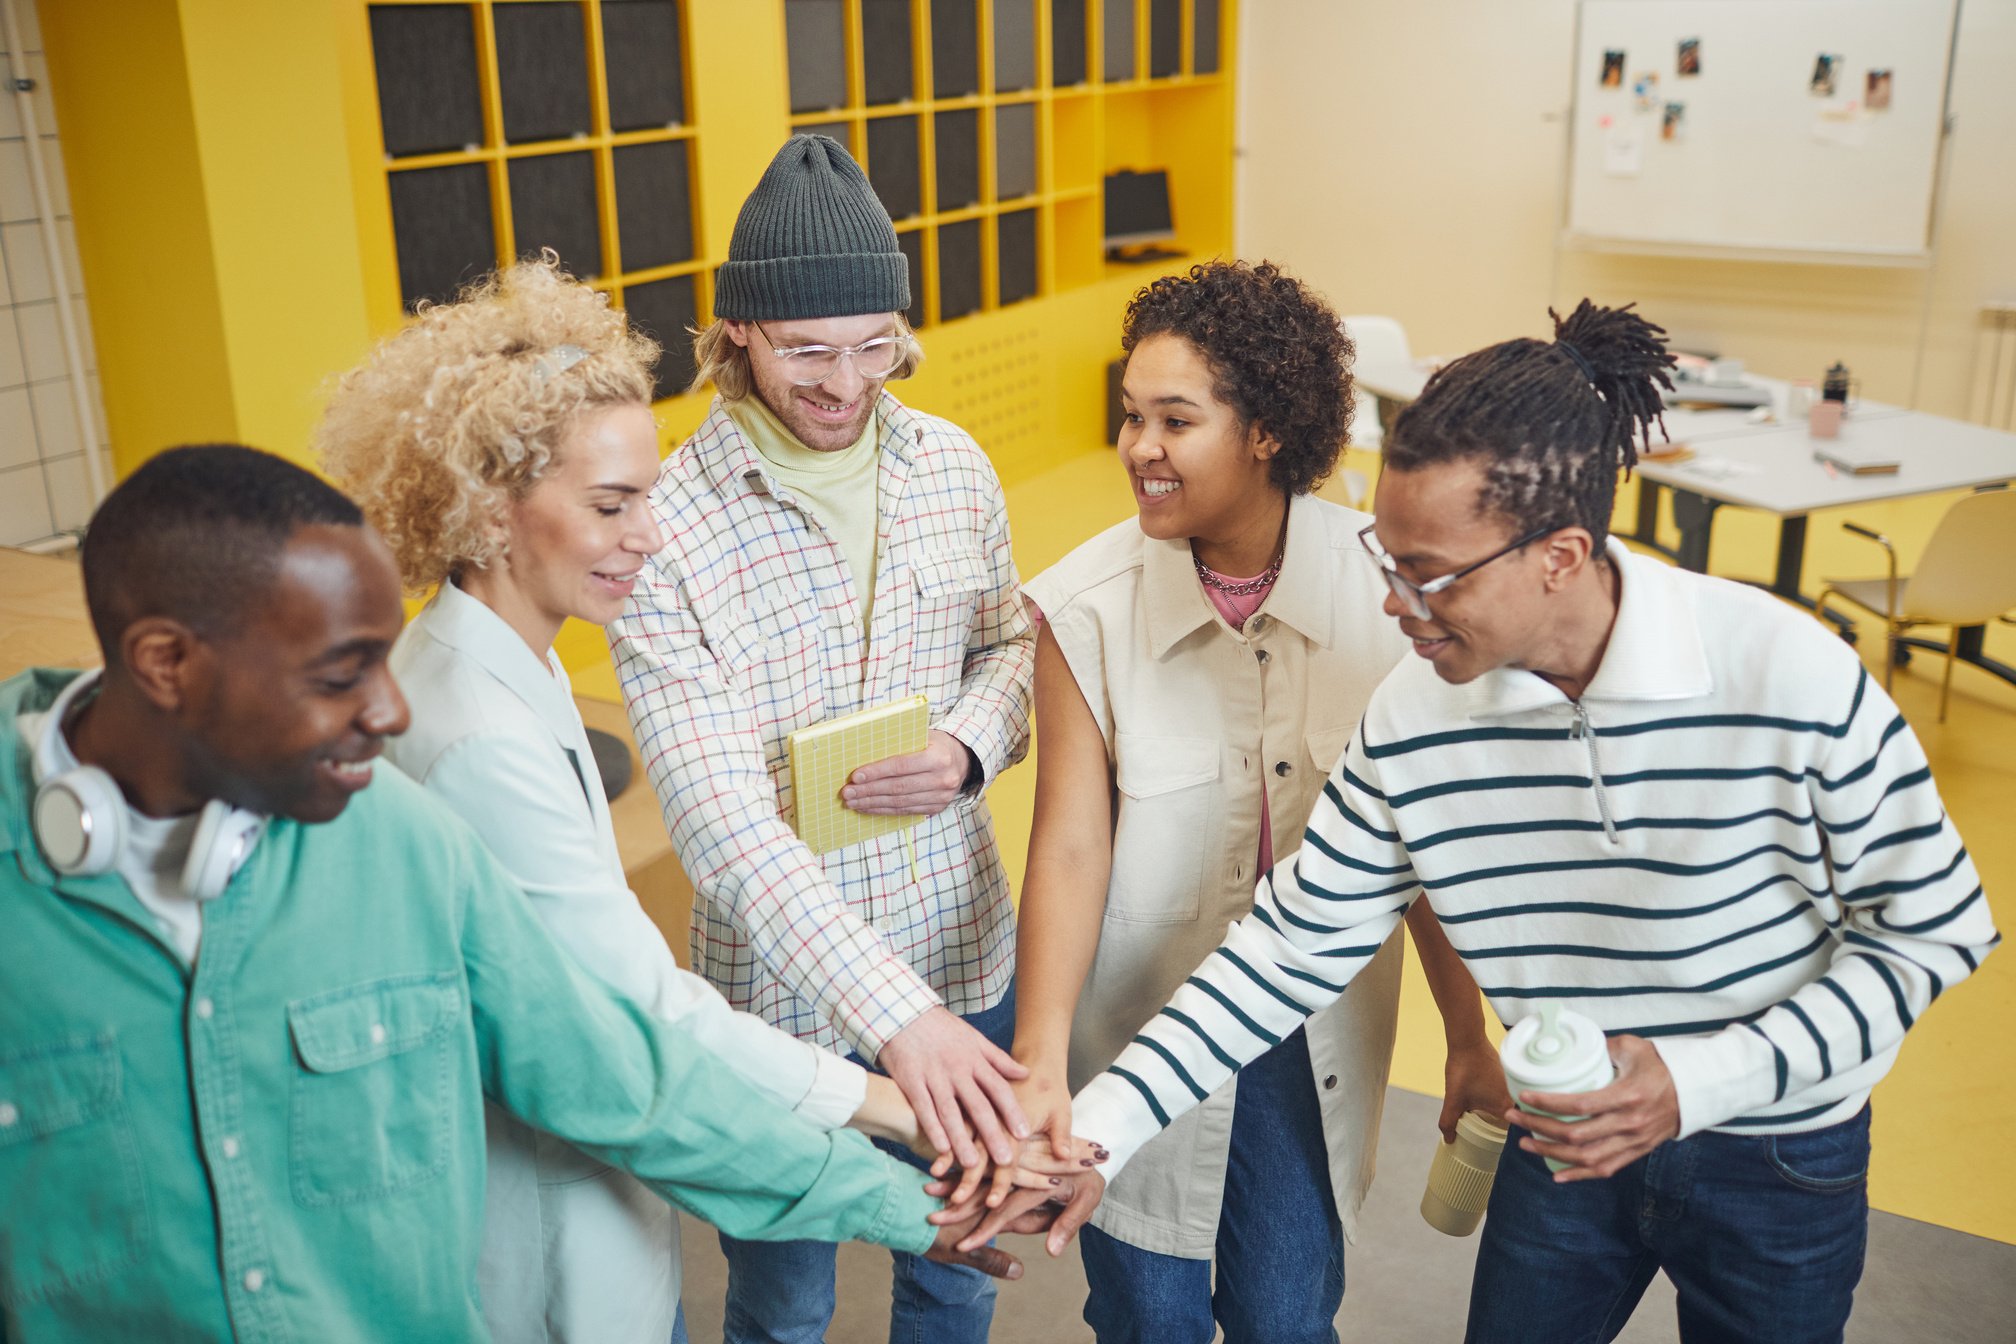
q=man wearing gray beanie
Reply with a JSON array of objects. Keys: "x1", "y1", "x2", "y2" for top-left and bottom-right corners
[{"x1": 611, "y1": 135, "x2": 1039, "y2": 1343}]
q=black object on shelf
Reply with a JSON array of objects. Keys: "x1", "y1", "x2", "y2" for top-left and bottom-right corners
[
  {"x1": 603, "y1": 0, "x2": 686, "y2": 131},
  {"x1": 1104, "y1": 169, "x2": 1175, "y2": 253},
  {"x1": 995, "y1": 103, "x2": 1037, "y2": 200},
  {"x1": 1052, "y1": 0, "x2": 1088, "y2": 85},
  {"x1": 867, "y1": 115, "x2": 922, "y2": 220},
  {"x1": 993, "y1": 0, "x2": 1037, "y2": 91},
  {"x1": 786, "y1": 0, "x2": 848, "y2": 112},
  {"x1": 1195, "y1": 0, "x2": 1221, "y2": 73},
  {"x1": 390, "y1": 164, "x2": 496, "y2": 311},
  {"x1": 508, "y1": 151, "x2": 602, "y2": 278},
  {"x1": 998, "y1": 209, "x2": 1038, "y2": 307},
  {"x1": 862, "y1": 0, "x2": 915, "y2": 104},
  {"x1": 1150, "y1": 0, "x2": 1180, "y2": 77},
  {"x1": 624, "y1": 274, "x2": 699, "y2": 400},
  {"x1": 369, "y1": 5, "x2": 484, "y2": 158},
  {"x1": 897, "y1": 229, "x2": 927, "y2": 329},
  {"x1": 1103, "y1": 0, "x2": 1135, "y2": 82},
  {"x1": 494, "y1": 2, "x2": 593, "y2": 144},
  {"x1": 935, "y1": 108, "x2": 981, "y2": 212},
  {"x1": 586, "y1": 727, "x2": 634, "y2": 803},
  {"x1": 939, "y1": 218, "x2": 983, "y2": 322},
  {"x1": 932, "y1": 0, "x2": 980, "y2": 98},
  {"x1": 614, "y1": 139, "x2": 694, "y2": 271}
]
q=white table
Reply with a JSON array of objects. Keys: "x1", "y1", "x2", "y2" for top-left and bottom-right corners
[{"x1": 1632, "y1": 406, "x2": 2016, "y2": 686}]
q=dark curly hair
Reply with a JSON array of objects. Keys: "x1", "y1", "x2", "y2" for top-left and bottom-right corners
[
  {"x1": 1121, "y1": 260, "x2": 1354, "y2": 496},
  {"x1": 1386, "y1": 299, "x2": 1674, "y2": 553}
]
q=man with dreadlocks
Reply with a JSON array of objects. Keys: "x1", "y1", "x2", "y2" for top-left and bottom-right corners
[{"x1": 964, "y1": 300, "x2": 1998, "y2": 1341}]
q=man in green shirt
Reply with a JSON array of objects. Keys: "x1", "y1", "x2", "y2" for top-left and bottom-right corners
[{"x1": 0, "y1": 445, "x2": 1014, "y2": 1343}]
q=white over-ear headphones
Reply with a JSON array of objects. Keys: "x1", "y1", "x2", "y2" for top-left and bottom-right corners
[{"x1": 30, "y1": 670, "x2": 266, "y2": 901}]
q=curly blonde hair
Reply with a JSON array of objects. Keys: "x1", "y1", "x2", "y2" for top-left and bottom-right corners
[
  {"x1": 688, "y1": 313, "x2": 924, "y2": 401},
  {"x1": 318, "y1": 255, "x2": 659, "y2": 591}
]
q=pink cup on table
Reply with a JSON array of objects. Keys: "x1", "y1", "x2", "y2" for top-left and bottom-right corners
[{"x1": 1809, "y1": 401, "x2": 1843, "y2": 439}]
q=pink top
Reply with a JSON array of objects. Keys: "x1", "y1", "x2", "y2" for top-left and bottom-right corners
[{"x1": 1198, "y1": 563, "x2": 1280, "y2": 876}]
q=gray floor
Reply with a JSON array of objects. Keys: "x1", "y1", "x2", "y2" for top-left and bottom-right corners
[{"x1": 677, "y1": 1087, "x2": 2016, "y2": 1342}]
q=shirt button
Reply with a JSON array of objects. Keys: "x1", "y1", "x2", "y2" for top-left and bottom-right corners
[
  {"x1": 222, "y1": 1136, "x2": 241, "y2": 1160},
  {"x1": 1274, "y1": 761, "x2": 1293, "y2": 777},
  {"x1": 195, "y1": 998, "x2": 215, "y2": 1020},
  {"x1": 0, "y1": 1102, "x2": 18, "y2": 1128},
  {"x1": 369, "y1": 1023, "x2": 387, "y2": 1046},
  {"x1": 1323, "y1": 1074, "x2": 1338, "y2": 1090},
  {"x1": 243, "y1": 1269, "x2": 266, "y2": 1293}
]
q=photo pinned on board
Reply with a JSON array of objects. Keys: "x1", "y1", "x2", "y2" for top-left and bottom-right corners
[
  {"x1": 1661, "y1": 101, "x2": 1686, "y2": 142},
  {"x1": 1601, "y1": 50, "x2": 1625, "y2": 88},
  {"x1": 1633, "y1": 71, "x2": 1661, "y2": 113},
  {"x1": 1678, "y1": 38, "x2": 1701, "y2": 76},
  {"x1": 1811, "y1": 53, "x2": 1840, "y2": 96},
  {"x1": 1867, "y1": 68, "x2": 1893, "y2": 110}
]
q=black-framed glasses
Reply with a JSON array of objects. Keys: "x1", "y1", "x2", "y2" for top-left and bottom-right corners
[
  {"x1": 1357, "y1": 523, "x2": 1558, "y2": 620},
  {"x1": 753, "y1": 322, "x2": 910, "y2": 386}
]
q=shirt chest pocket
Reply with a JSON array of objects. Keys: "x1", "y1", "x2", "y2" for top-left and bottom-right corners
[
  {"x1": 0, "y1": 1034, "x2": 151, "y2": 1308},
  {"x1": 1107, "y1": 733, "x2": 1222, "y2": 924},
  {"x1": 288, "y1": 972, "x2": 462, "y2": 1208},
  {"x1": 709, "y1": 590, "x2": 826, "y2": 732},
  {"x1": 902, "y1": 548, "x2": 989, "y2": 692}
]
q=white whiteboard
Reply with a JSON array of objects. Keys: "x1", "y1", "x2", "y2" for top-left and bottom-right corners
[{"x1": 1566, "y1": 0, "x2": 1956, "y2": 262}]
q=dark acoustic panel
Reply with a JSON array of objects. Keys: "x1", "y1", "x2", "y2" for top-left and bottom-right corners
[
  {"x1": 896, "y1": 228, "x2": 926, "y2": 329},
  {"x1": 509, "y1": 151, "x2": 602, "y2": 278},
  {"x1": 623, "y1": 275, "x2": 698, "y2": 400},
  {"x1": 992, "y1": 0, "x2": 1036, "y2": 91},
  {"x1": 786, "y1": 0, "x2": 848, "y2": 112},
  {"x1": 1150, "y1": 0, "x2": 1180, "y2": 77},
  {"x1": 1102, "y1": 0, "x2": 1134, "y2": 82},
  {"x1": 494, "y1": 3, "x2": 593, "y2": 144},
  {"x1": 369, "y1": 5, "x2": 484, "y2": 157},
  {"x1": 1052, "y1": 0, "x2": 1087, "y2": 85},
  {"x1": 995, "y1": 103, "x2": 1036, "y2": 200},
  {"x1": 798, "y1": 121, "x2": 851, "y2": 154},
  {"x1": 613, "y1": 139, "x2": 693, "y2": 271},
  {"x1": 389, "y1": 164, "x2": 495, "y2": 311},
  {"x1": 934, "y1": 109, "x2": 980, "y2": 211},
  {"x1": 861, "y1": 0, "x2": 914, "y2": 105},
  {"x1": 931, "y1": 0, "x2": 979, "y2": 98},
  {"x1": 938, "y1": 218, "x2": 982, "y2": 322},
  {"x1": 865, "y1": 115, "x2": 921, "y2": 220},
  {"x1": 1195, "y1": 0, "x2": 1220, "y2": 73},
  {"x1": 603, "y1": 0, "x2": 685, "y2": 130},
  {"x1": 997, "y1": 209, "x2": 1038, "y2": 306}
]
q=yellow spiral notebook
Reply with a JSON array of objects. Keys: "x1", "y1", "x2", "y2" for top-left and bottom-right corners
[{"x1": 787, "y1": 694, "x2": 930, "y2": 855}]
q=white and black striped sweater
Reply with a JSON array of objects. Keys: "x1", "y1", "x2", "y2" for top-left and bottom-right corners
[{"x1": 1074, "y1": 545, "x2": 1998, "y2": 1175}]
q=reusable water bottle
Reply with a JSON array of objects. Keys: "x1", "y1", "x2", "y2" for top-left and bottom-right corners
[
  {"x1": 1500, "y1": 1002, "x2": 1616, "y2": 1173},
  {"x1": 1420, "y1": 1110, "x2": 1509, "y2": 1237}
]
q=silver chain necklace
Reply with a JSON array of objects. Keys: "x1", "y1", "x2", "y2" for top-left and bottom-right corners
[{"x1": 1193, "y1": 548, "x2": 1284, "y2": 597}]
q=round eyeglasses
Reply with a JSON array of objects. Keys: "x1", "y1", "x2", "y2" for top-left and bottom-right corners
[
  {"x1": 754, "y1": 322, "x2": 911, "y2": 386},
  {"x1": 1357, "y1": 522, "x2": 1558, "y2": 620}
]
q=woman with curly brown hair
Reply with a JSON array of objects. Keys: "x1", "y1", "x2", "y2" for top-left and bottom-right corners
[
  {"x1": 1010, "y1": 261, "x2": 1501, "y2": 1342},
  {"x1": 318, "y1": 257, "x2": 1060, "y2": 1344}
]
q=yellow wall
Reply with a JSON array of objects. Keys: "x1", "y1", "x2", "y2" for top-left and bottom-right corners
[{"x1": 1235, "y1": 0, "x2": 2016, "y2": 417}]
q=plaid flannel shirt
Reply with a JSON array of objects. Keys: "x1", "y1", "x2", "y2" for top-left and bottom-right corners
[{"x1": 611, "y1": 393, "x2": 1032, "y2": 1058}]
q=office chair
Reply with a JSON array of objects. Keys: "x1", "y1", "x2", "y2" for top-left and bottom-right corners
[
  {"x1": 1343, "y1": 315, "x2": 1413, "y2": 450},
  {"x1": 1815, "y1": 487, "x2": 2016, "y2": 721}
]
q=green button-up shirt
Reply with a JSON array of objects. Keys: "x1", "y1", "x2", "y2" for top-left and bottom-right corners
[{"x1": 0, "y1": 668, "x2": 938, "y2": 1343}]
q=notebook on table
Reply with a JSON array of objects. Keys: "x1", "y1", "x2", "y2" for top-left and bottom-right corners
[{"x1": 787, "y1": 694, "x2": 929, "y2": 854}]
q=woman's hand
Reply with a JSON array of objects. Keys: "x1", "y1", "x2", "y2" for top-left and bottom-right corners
[{"x1": 1438, "y1": 1036, "x2": 1513, "y2": 1143}]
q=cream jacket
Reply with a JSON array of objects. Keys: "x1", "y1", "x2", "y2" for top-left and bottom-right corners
[
  {"x1": 1023, "y1": 493, "x2": 1411, "y2": 1257},
  {"x1": 387, "y1": 582, "x2": 865, "y2": 1344}
]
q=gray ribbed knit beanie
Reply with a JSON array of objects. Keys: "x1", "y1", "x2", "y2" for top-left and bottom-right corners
[{"x1": 713, "y1": 135, "x2": 909, "y2": 321}]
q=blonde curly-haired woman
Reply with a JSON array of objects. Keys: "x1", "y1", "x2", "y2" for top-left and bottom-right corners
[{"x1": 319, "y1": 258, "x2": 1059, "y2": 1344}]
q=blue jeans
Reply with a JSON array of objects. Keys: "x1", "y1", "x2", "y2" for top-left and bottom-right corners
[
  {"x1": 1079, "y1": 1027, "x2": 1343, "y2": 1344},
  {"x1": 718, "y1": 990, "x2": 1014, "y2": 1344},
  {"x1": 1465, "y1": 1105, "x2": 1871, "y2": 1344}
]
